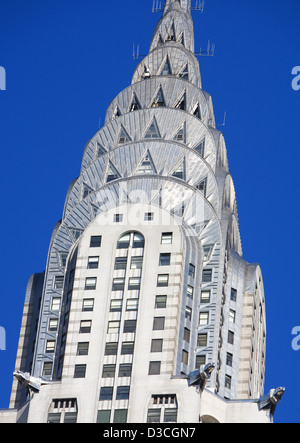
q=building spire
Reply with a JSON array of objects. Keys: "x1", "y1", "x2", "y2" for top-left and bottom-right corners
[
  {"x1": 149, "y1": 0, "x2": 195, "y2": 55},
  {"x1": 163, "y1": 0, "x2": 191, "y2": 15}
]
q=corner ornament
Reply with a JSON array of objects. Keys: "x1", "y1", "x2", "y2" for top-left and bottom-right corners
[
  {"x1": 188, "y1": 363, "x2": 216, "y2": 393},
  {"x1": 258, "y1": 387, "x2": 286, "y2": 418}
]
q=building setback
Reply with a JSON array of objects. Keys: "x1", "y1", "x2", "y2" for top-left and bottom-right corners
[{"x1": 1, "y1": 0, "x2": 284, "y2": 424}]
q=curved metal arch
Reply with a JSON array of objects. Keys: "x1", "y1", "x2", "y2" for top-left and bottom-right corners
[
  {"x1": 66, "y1": 144, "x2": 220, "y2": 222},
  {"x1": 225, "y1": 213, "x2": 243, "y2": 256},
  {"x1": 82, "y1": 107, "x2": 218, "y2": 174},
  {"x1": 105, "y1": 77, "x2": 210, "y2": 124}
]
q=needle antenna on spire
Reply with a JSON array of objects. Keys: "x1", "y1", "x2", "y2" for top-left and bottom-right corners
[
  {"x1": 217, "y1": 112, "x2": 227, "y2": 127},
  {"x1": 195, "y1": 40, "x2": 215, "y2": 57},
  {"x1": 152, "y1": 0, "x2": 163, "y2": 13},
  {"x1": 191, "y1": 0, "x2": 205, "y2": 13}
]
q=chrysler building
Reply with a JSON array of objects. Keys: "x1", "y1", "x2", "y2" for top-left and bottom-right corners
[{"x1": 1, "y1": 0, "x2": 284, "y2": 423}]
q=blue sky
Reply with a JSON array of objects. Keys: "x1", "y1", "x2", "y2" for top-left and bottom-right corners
[{"x1": 0, "y1": 0, "x2": 300, "y2": 423}]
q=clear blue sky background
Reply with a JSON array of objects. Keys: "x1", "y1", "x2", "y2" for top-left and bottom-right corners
[{"x1": 0, "y1": 0, "x2": 299, "y2": 423}]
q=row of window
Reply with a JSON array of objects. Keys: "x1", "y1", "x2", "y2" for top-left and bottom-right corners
[
  {"x1": 88, "y1": 232, "x2": 173, "y2": 249},
  {"x1": 83, "y1": 271, "x2": 212, "y2": 294}
]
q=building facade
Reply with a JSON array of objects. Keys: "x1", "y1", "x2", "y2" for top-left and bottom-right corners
[{"x1": 1, "y1": 0, "x2": 283, "y2": 423}]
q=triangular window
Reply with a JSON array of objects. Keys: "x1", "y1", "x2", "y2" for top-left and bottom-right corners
[
  {"x1": 151, "y1": 87, "x2": 165, "y2": 108},
  {"x1": 144, "y1": 117, "x2": 161, "y2": 139},
  {"x1": 90, "y1": 203, "x2": 99, "y2": 218},
  {"x1": 158, "y1": 34, "x2": 164, "y2": 46},
  {"x1": 97, "y1": 142, "x2": 106, "y2": 157},
  {"x1": 106, "y1": 161, "x2": 121, "y2": 183},
  {"x1": 129, "y1": 93, "x2": 141, "y2": 112},
  {"x1": 82, "y1": 183, "x2": 94, "y2": 199},
  {"x1": 179, "y1": 64, "x2": 189, "y2": 81},
  {"x1": 178, "y1": 32, "x2": 185, "y2": 46},
  {"x1": 118, "y1": 125, "x2": 131, "y2": 145},
  {"x1": 203, "y1": 244, "x2": 214, "y2": 261},
  {"x1": 192, "y1": 103, "x2": 201, "y2": 120},
  {"x1": 136, "y1": 151, "x2": 157, "y2": 174},
  {"x1": 173, "y1": 123, "x2": 186, "y2": 143},
  {"x1": 196, "y1": 177, "x2": 207, "y2": 196},
  {"x1": 171, "y1": 158, "x2": 186, "y2": 180},
  {"x1": 68, "y1": 228, "x2": 84, "y2": 242},
  {"x1": 166, "y1": 22, "x2": 176, "y2": 41},
  {"x1": 174, "y1": 91, "x2": 186, "y2": 110},
  {"x1": 113, "y1": 106, "x2": 121, "y2": 118},
  {"x1": 160, "y1": 57, "x2": 172, "y2": 76},
  {"x1": 194, "y1": 138, "x2": 205, "y2": 157}
]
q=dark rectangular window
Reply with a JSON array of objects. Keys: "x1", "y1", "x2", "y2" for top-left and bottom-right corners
[
  {"x1": 80, "y1": 320, "x2": 92, "y2": 333},
  {"x1": 198, "y1": 333, "x2": 208, "y2": 347},
  {"x1": 48, "y1": 413, "x2": 61, "y2": 424},
  {"x1": 155, "y1": 295, "x2": 167, "y2": 309},
  {"x1": 149, "y1": 361, "x2": 161, "y2": 375},
  {"x1": 97, "y1": 410, "x2": 111, "y2": 423},
  {"x1": 100, "y1": 387, "x2": 113, "y2": 401},
  {"x1": 90, "y1": 236, "x2": 102, "y2": 248},
  {"x1": 187, "y1": 285, "x2": 194, "y2": 300},
  {"x1": 113, "y1": 409, "x2": 128, "y2": 423},
  {"x1": 161, "y1": 232, "x2": 173, "y2": 244},
  {"x1": 85, "y1": 277, "x2": 97, "y2": 290},
  {"x1": 184, "y1": 328, "x2": 190, "y2": 343},
  {"x1": 54, "y1": 276, "x2": 64, "y2": 289},
  {"x1": 185, "y1": 306, "x2": 192, "y2": 321},
  {"x1": 202, "y1": 269, "x2": 212, "y2": 283},
  {"x1": 200, "y1": 290, "x2": 211, "y2": 304},
  {"x1": 74, "y1": 364, "x2": 86, "y2": 379},
  {"x1": 114, "y1": 257, "x2": 127, "y2": 270},
  {"x1": 87, "y1": 256, "x2": 99, "y2": 269},
  {"x1": 77, "y1": 342, "x2": 89, "y2": 356},
  {"x1": 121, "y1": 342, "x2": 134, "y2": 355},
  {"x1": 144, "y1": 212, "x2": 154, "y2": 221},
  {"x1": 130, "y1": 256, "x2": 143, "y2": 269},
  {"x1": 164, "y1": 409, "x2": 178, "y2": 423},
  {"x1": 231, "y1": 288, "x2": 237, "y2": 302},
  {"x1": 132, "y1": 233, "x2": 145, "y2": 249},
  {"x1": 102, "y1": 364, "x2": 116, "y2": 378},
  {"x1": 159, "y1": 253, "x2": 171, "y2": 266},
  {"x1": 126, "y1": 299, "x2": 139, "y2": 311},
  {"x1": 114, "y1": 214, "x2": 123, "y2": 223},
  {"x1": 225, "y1": 375, "x2": 232, "y2": 390},
  {"x1": 123, "y1": 320, "x2": 137, "y2": 333},
  {"x1": 128, "y1": 277, "x2": 141, "y2": 291},
  {"x1": 105, "y1": 342, "x2": 118, "y2": 356},
  {"x1": 117, "y1": 234, "x2": 130, "y2": 249},
  {"x1": 196, "y1": 355, "x2": 206, "y2": 369},
  {"x1": 118, "y1": 364, "x2": 132, "y2": 378},
  {"x1": 82, "y1": 298, "x2": 94, "y2": 312},
  {"x1": 228, "y1": 331, "x2": 234, "y2": 345},
  {"x1": 110, "y1": 299, "x2": 123, "y2": 312},
  {"x1": 153, "y1": 317, "x2": 165, "y2": 331},
  {"x1": 147, "y1": 409, "x2": 161, "y2": 423},
  {"x1": 112, "y1": 278, "x2": 125, "y2": 291},
  {"x1": 151, "y1": 339, "x2": 163, "y2": 353},
  {"x1": 157, "y1": 274, "x2": 169, "y2": 287},
  {"x1": 182, "y1": 350, "x2": 189, "y2": 365},
  {"x1": 189, "y1": 263, "x2": 195, "y2": 278},
  {"x1": 116, "y1": 386, "x2": 130, "y2": 400},
  {"x1": 226, "y1": 352, "x2": 233, "y2": 367}
]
